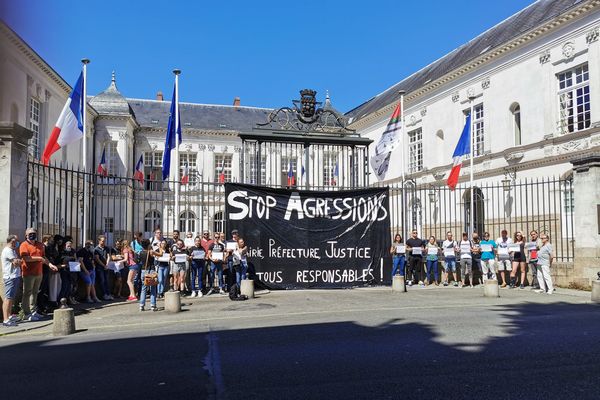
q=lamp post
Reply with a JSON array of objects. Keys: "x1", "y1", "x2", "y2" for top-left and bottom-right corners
[
  {"x1": 428, "y1": 185, "x2": 437, "y2": 204},
  {"x1": 502, "y1": 169, "x2": 517, "y2": 192}
]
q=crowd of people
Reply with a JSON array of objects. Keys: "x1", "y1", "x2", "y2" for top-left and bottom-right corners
[
  {"x1": 1, "y1": 227, "x2": 249, "y2": 326},
  {"x1": 390, "y1": 228, "x2": 555, "y2": 292}
]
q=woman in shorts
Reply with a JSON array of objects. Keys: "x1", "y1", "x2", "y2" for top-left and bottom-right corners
[
  {"x1": 122, "y1": 240, "x2": 139, "y2": 301},
  {"x1": 2, "y1": 235, "x2": 22, "y2": 326},
  {"x1": 510, "y1": 231, "x2": 527, "y2": 289},
  {"x1": 390, "y1": 234, "x2": 406, "y2": 279}
]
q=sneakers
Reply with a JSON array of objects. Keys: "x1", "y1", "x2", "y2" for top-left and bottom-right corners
[
  {"x1": 443, "y1": 281, "x2": 448, "y2": 287},
  {"x1": 127, "y1": 296, "x2": 138, "y2": 301},
  {"x1": 85, "y1": 297, "x2": 93, "y2": 303},
  {"x1": 151, "y1": 306, "x2": 158, "y2": 312},
  {"x1": 69, "y1": 297, "x2": 79, "y2": 305},
  {"x1": 27, "y1": 313, "x2": 41, "y2": 322},
  {"x1": 219, "y1": 288, "x2": 226, "y2": 294},
  {"x1": 190, "y1": 291, "x2": 197, "y2": 298},
  {"x1": 3, "y1": 320, "x2": 17, "y2": 327},
  {"x1": 536, "y1": 289, "x2": 546, "y2": 294},
  {"x1": 407, "y1": 281, "x2": 413, "y2": 287},
  {"x1": 453, "y1": 281, "x2": 458, "y2": 287},
  {"x1": 519, "y1": 284, "x2": 525, "y2": 289},
  {"x1": 139, "y1": 305, "x2": 145, "y2": 312},
  {"x1": 197, "y1": 291, "x2": 203, "y2": 298},
  {"x1": 93, "y1": 297, "x2": 101, "y2": 303},
  {"x1": 102, "y1": 294, "x2": 112, "y2": 300},
  {"x1": 8, "y1": 315, "x2": 20, "y2": 323}
]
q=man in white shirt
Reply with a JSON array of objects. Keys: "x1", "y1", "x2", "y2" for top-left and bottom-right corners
[
  {"x1": 442, "y1": 231, "x2": 458, "y2": 287},
  {"x1": 2, "y1": 235, "x2": 22, "y2": 326},
  {"x1": 495, "y1": 229, "x2": 513, "y2": 288}
]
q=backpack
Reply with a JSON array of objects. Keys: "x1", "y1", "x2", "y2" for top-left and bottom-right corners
[{"x1": 228, "y1": 284, "x2": 248, "y2": 301}]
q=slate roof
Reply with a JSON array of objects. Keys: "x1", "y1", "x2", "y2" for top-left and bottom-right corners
[
  {"x1": 89, "y1": 72, "x2": 133, "y2": 116},
  {"x1": 127, "y1": 99, "x2": 273, "y2": 132},
  {"x1": 346, "y1": 0, "x2": 589, "y2": 122}
]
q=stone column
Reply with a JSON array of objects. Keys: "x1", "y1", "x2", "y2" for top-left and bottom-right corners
[
  {"x1": 0, "y1": 122, "x2": 33, "y2": 242},
  {"x1": 570, "y1": 153, "x2": 600, "y2": 286}
]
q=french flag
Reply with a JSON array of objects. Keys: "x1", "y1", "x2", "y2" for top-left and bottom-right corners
[
  {"x1": 447, "y1": 114, "x2": 471, "y2": 190},
  {"x1": 218, "y1": 160, "x2": 225, "y2": 184},
  {"x1": 133, "y1": 154, "x2": 144, "y2": 183},
  {"x1": 181, "y1": 162, "x2": 189, "y2": 185},
  {"x1": 97, "y1": 147, "x2": 108, "y2": 176},
  {"x1": 287, "y1": 161, "x2": 295, "y2": 186},
  {"x1": 41, "y1": 72, "x2": 84, "y2": 165}
]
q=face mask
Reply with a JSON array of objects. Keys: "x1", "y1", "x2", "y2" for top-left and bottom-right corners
[
  {"x1": 28, "y1": 233, "x2": 37, "y2": 241},
  {"x1": 66, "y1": 246, "x2": 72, "y2": 251}
]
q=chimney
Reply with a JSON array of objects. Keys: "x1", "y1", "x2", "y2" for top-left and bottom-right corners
[
  {"x1": 156, "y1": 91, "x2": 164, "y2": 101},
  {"x1": 233, "y1": 96, "x2": 241, "y2": 107}
]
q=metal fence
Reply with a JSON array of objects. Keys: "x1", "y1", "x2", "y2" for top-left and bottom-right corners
[{"x1": 26, "y1": 160, "x2": 575, "y2": 261}]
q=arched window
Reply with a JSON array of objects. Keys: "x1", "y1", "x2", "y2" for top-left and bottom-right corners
[
  {"x1": 510, "y1": 103, "x2": 521, "y2": 146},
  {"x1": 144, "y1": 210, "x2": 161, "y2": 234},
  {"x1": 213, "y1": 211, "x2": 224, "y2": 235},
  {"x1": 463, "y1": 187, "x2": 485, "y2": 235},
  {"x1": 179, "y1": 210, "x2": 196, "y2": 234}
]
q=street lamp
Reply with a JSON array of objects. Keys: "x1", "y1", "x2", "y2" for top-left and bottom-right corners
[
  {"x1": 428, "y1": 185, "x2": 437, "y2": 203},
  {"x1": 502, "y1": 169, "x2": 517, "y2": 192}
]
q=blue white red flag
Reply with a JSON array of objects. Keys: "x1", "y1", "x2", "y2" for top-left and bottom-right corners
[
  {"x1": 161, "y1": 84, "x2": 182, "y2": 180},
  {"x1": 97, "y1": 147, "x2": 108, "y2": 177},
  {"x1": 134, "y1": 154, "x2": 144, "y2": 183},
  {"x1": 447, "y1": 114, "x2": 471, "y2": 190}
]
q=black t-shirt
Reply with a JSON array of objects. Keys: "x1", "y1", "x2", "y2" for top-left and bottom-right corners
[
  {"x1": 94, "y1": 246, "x2": 108, "y2": 267},
  {"x1": 45, "y1": 244, "x2": 60, "y2": 264},
  {"x1": 209, "y1": 242, "x2": 225, "y2": 263},
  {"x1": 59, "y1": 249, "x2": 78, "y2": 266},
  {"x1": 472, "y1": 242, "x2": 482, "y2": 260},
  {"x1": 77, "y1": 247, "x2": 94, "y2": 271},
  {"x1": 189, "y1": 246, "x2": 206, "y2": 260},
  {"x1": 171, "y1": 247, "x2": 188, "y2": 264},
  {"x1": 139, "y1": 250, "x2": 155, "y2": 270},
  {"x1": 406, "y1": 238, "x2": 424, "y2": 257}
]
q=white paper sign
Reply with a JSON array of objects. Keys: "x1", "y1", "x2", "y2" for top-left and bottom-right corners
[
  {"x1": 192, "y1": 250, "x2": 205, "y2": 259},
  {"x1": 427, "y1": 246, "x2": 438, "y2": 255},
  {"x1": 174, "y1": 254, "x2": 187, "y2": 263},
  {"x1": 498, "y1": 247, "x2": 509, "y2": 256},
  {"x1": 226, "y1": 241, "x2": 237, "y2": 251},
  {"x1": 68, "y1": 261, "x2": 81, "y2": 272},
  {"x1": 481, "y1": 244, "x2": 493, "y2": 252},
  {"x1": 460, "y1": 244, "x2": 471, "y2": 253},
  {"x1": 395, "y1": 245, "x2": 405, "y2": 254},
  {"x1": 508, "y1": 244, "x2": 521, "y2": 252},
  {"x1": 108, "y1": 261, "x2": 124, "y2": 271},
  {"x1": 411, "y1": 247, "x2": 422, "y2": 256},
  {"x1": 444, "y1": 249, "x2": 455, "y2": 257},
  {"x1": 157, "y1": 255, "x2": 170, "y2": 263},
  {"x1": 526, "y1": 242, "x2": 537, "y2": 250},
  {"x1": 212, "y1": 251, "x2": 224, "y2": 261}
]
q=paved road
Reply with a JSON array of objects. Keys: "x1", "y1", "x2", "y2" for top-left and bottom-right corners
[{"x1": 1, "y1": 286, "x2": 599, "y2": 400}]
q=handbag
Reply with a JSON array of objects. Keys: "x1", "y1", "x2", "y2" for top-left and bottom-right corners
[{"x1": 142, "y1": 251, "x2": 158, "y2": 287}]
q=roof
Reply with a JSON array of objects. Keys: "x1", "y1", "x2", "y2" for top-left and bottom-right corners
[
  {"x1": 89, "y1": 72, "x2": 132, "y2": 116},
  {"x1": 346, "y1": 0, "x2": 590, "y2": 122},
  {"x1": 127, "y1": 98, "x2": 273, "y2": 132}
]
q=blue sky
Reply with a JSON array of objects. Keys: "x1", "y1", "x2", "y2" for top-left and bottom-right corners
[{"x1": 2, "y1": 0, "x2": 535, "y2": 112}]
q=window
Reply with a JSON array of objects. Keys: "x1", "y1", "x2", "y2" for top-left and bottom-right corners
[
  {"x1": 143, "y1": 151, "x2": 163, "y2": 190},
  {"x1": 511, "y1": 103, "x2": 521, "y2": 146},
  {"x1": 557, "y1": 63, "x2": 590, "y2": 134},
  {"x1": 563, "y1": 182, "x2": 574, "y2": 213},
  {"x1": 213, "y1": 211, "x2": 224, "y2": 234},
  {"x1": 408, "y1": 128, "x2": 423, "y2": 173},
  {"x1": 104, "y1": 217, "x2": 114, "y2": 234},
  {"x1": 322, "y1": 152, "x2": 338, "y2": 186},
  {"x1": 281, "y1": 155, "x2": 297, "y2": 187},
  {"x1": 473, "y1": 104, "x2": 484, "y2": 156},
  {"x1": 179, "y1": 153, "x2": 198, "y2": 185},
  {"x1": 214, "y1": 154, "x2": 232, "y2": 183},
  {"x1": 144, "y1": 210, "x2": 161, "y2": 233},
  {"x1": 106, "y1": 141, "x2": 120, "y2": 176},
  {"x1": 179, "y1": 210, "x2": 196, "y2": 233},
  {"x1": 28, "y1": 98, "x2": 40, "y2": 159}
]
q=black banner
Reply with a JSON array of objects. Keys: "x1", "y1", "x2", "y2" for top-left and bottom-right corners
[{"x1": 224, "y1": 183, "x2": 391, "y2": 289}]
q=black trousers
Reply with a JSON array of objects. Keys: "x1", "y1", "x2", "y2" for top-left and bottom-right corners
[{"x1": 408, "y1": 256, "x2": 423, "y2": 283}]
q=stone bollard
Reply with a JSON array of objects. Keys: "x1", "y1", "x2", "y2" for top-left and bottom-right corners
[
  {"x1": 483, "y1": 279, "x2": 500, "y2": 298},
  {"x1": 392, "y1": 275, "x2": 407, "y2": 293},
  {"x1": 240, "y1": 279, "x2": 255, "y2": 298},
  {"x1": 592, "y1": 281, "x2": 600, "y2": 303},
  {"x1": 165, "y1": 291, "x2": 181, "y2": 312},
  {"x1": 53, "y1": 308, "x2": 76, "y2": 336}
]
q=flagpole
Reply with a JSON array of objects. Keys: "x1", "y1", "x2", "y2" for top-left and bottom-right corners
[
  {"x1": 468, "y1": 94, "x2": 476, "y2": 239},
  {"x1": 398, "y1": 90, "x2": 407, "y2": 245},
  {"x1": 173, "y1": 69, "x2": 181, "y2": 230},
  {"x1": 81, "y1": 58, "x2": 90, "y2": 248}
]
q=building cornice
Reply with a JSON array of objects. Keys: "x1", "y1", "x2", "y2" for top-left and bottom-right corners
[
  {"x1": 349, "y1": 0, "x2": 600, "y2": 131},
  {"x1": 135, "y1": 126, "x2": 241, "y2": 138}
]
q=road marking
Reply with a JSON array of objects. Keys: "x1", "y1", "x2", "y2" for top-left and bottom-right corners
[{"x1": 204, "y1": 330, "x2": 225, "y2": 400}]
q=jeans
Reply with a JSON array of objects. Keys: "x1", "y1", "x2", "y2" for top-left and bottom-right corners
[
  {"x1": 22, "y1": 274, "x2": 43, "y2": 315},
  {"x1": 392, "y1": 255, "x2": 406, "y2": 278},
  {"x1": 426, "y1": 259, "x2": 439, "y2": 283},
  {"x1": 190, "y1": 260, "x2": 205, "y2": 292},
  {"x1": 210, "y1": 262, "x2": 224, "y2": 289},
  {"x1": 157, "y1": 264, "x2": 169, "y2": 294},
  {"x1": 139, "y1": 270, "x2": 157, "y2": 308},
  {"x1": 443, "y1": 258, "x2": 456, "y2": 272},
  {"x1": 529, "y1": 261, "x2": 539, "y2": 287},
  {"x1": 95, "y1": 266, "x2": 110, "y2": 297},
  {"x1": 58, "y1": 268, "x2": 71, "y2": 300},
  {"x1": 235, "y1": 261, "x2": 248, "y2": 285}
]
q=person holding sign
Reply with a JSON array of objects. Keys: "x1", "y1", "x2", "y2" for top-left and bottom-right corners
[
  {"x1": 390, "y1": 234, "x2": 406, "y2": 279},
  {"x1": 225, "y1": 230, "x2": 240, "y2": 291},
  {"x1": 2, "y1": 235, "x2": 22, "y2": 326},
  {"x1": 425, "y1": 236, "x2": 440, "y2": 286},
  {"x1": 58, "y1": 240, "x2": 80, "y2": 305},
  {"x1": 442, "y1": 232, "x2": 458, "y2": 287},
  {"x1": 189, "y1": 236, "x2": 206, "y2": 298},
  {"x1": 138, "y1": 239, "x2": 161, "y2": 312},
  {"x1": 527, "y1": 230, "x2": 542, "y2": 290},
  {"x1": 536, "y1": 234, "x2": 555, "y2": 294},
  {"x1": 459, "y1": 232, "x2": 474, "y2": 288},
  {"x1": 171, "y1": 239, "x2": 189, "y2": 295},
  {"x1": 155, "y1": 241, "x2": 171, "y2": 297},
  {"x1": 234, "y1": 237, "x2": 249, "y2": 285},
  {"x1": 479, "y1": 232, "x2": 497, "y2": 282},
  {"x1": 495, "y1": 230, "x2": 513, "y2": 287},
  {"x1": 471, "y1": 233, "x2": 483, "y2": 286},
  {"x1": 76, "y1": 241, "x2": 99, "y2": 303},
  {"x1": 209, "y1": 233, "x2": 226, "y2": 294},
  {"x1": 509, "y1": 232, "x2": 527, "y2": 289},
  {"x1": 406, "y1": 230, "x2": 425, "y2": 286}
]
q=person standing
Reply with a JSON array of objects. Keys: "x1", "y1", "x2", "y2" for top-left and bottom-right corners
[
  {"x1": 479, "y1": 232, "x2": 497, "y2": 283},
  {"x1": 225, "y1": 230, "x2": 240, "y2": 291},
  {"x1": 405, "y1": 230, "x2": 424, "y2": 287},
  {"x1": 155, "y1": 240, "x2": 171, "y2": 297},
  {"x1": 459, "y1": 232, "x2": 474, "y2": 288},
  {"x1": 2, "y1": 235, "x2": 22, "y2": 326},
  {"x1": 188, "y1": 236, "x2": 206, "y2": 298},
  {"x1": 509, "y1": 231, "x2": 527, "y2": 289},
  {"x1": 425, "y1": 236, "x2": 440, "y2": 286},
  {"x1": 138, "y1": 239, "x2": 160, "y2": 312},
  {"x1": 495, "y1": 229, "x2": 513, "y2": 287},
  {"x1": 58, "y1": 240, "x2": 79, "y2": 304},
  {"x1": 536, "y1": 234, "x2": 555, "y2": 294},
  {"x1": 121, "y1": 240, "x2": 139, "y2": 301},
  {"x1": 93, "y1": 236, "x2": 113, "y2": 300},
  {"x1": 131, "y1": 232, "x2": 144, "y2": 297},
  {"x1": 209, "y1": 232, "x2": 226, "y2": 294},
  {"x1": 390, "y1": 234, "x2": 406, "y2": 279},
  {"x1": 472, "y1": 232, "x2": 483, "y2": 285},
  {"x1": 19, "y1": 228, "x2": 53, "y2": 321},
  {"x1": 234, "y1": 237, "x2": 249, "y2": 285},
  {"x1": 201, "y1": 230, "x2": 214, "y2": 290},
  {"x1": 76, "y1": 240, "x2": 99, "y2": 303},
  {"x1": 527, "y1": 230, "x2": 542, "y2": 290},
  {"x1": 42, "y1": 234, "x2": 61, "y2": 310},
  {"x1": 171, "y1": 239, "x2": 189, "y2": 295},
  {"x1": 442, "y1": 232, "x2": 458, "y2": 287}
]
